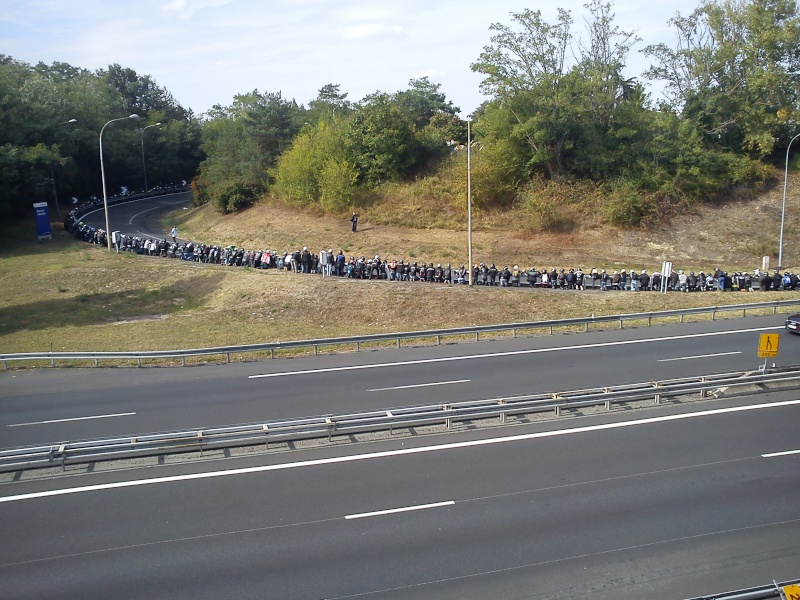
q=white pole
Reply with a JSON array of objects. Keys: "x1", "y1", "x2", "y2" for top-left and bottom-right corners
[
  {"x1": 779, "y1": 132, "x2": 800, "y2": 269},
  {"x1": 100, "y1": 114, "x2": 139, "y2": 251},
  {"x1": 467, "y1": 118, "x2": 473, "y2": 286}
]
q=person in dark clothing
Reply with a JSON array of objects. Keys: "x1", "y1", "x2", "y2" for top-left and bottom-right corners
[
  {"x1": 488, "y1": 264, "x2": 498, "y2": 286},
  {"x1": 350, "y1": 211, "x2": 359, "y2": 232}
]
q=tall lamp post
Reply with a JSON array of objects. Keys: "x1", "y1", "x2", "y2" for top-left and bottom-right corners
[
  {"x1": 140, "y1": 122, "x2": 161, "y2": 193},
  {"x1": 467, "y1": 117, "x2": 473, "y2": 286},
  {"x1": 100, "y1": 114, "x2": 139, "y2": 251},
  {"x1": 779, "y1": 132, "x2": 800, "y2": 270}
]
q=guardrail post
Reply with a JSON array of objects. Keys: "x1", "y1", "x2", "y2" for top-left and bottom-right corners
[
  {"x1": 356, "y1": 341, "x2": 360, "y2": 352},
  {"x1": 314, "y1": 345, "x2": 318, "y2": 356},
  {"x1": 711, "y1": 309, "x2": 716, "y2": 321},
  {"x1": 270, "y1": 349, "x2": 275, "y2": 359},
  {"x1": 443, "y1": 404, "x2": 451, "y2": 430},
  {"x1": 699, "y1": 377, "x2": 707, "y2": 398},
  {"x1": 181, "y1": 356, "x2": 186, "y2": 366},
  {"x1": 653, "y1": 382, "x2": 662, "y2": 404},
  {"x1": 386, "y1": 411, "x2": 394, "y2": 434},
  {"x1": 51, "y1": 356, "x2": 55, "y2": 367},
  {"x1": 436, "y1": 335, "x2": 441, "y2": 346},
  {"x1": 396, "y1": 338, "x2": 400, "y2": 349},
  {"x1": 2, "y1": 360, "x2": 6, "y2": 370},
  {"x1": 619, "y1": 318, "x2": 623, "y2": 329},
  {"x1": 604, "y1": 388, "x2": 611, "y2": 410},
  {"x1": 93, "y1": 359, "x2": 98, "y2": 367},
  {"x1": 137, "y1": 358, "x2": 141, "y2": 367},
  {"x1": 498, "y1": 399, "x2": 506, "y2": 424},
  {"x1": 647, "y1": 315, "x2": 652, "y2": 326},
  {"x1": 512, "y1": 328, "x2": 517, "y2": 338},
  {"x1": 197, "y1": 431, "x2": 203, "y2": 456},
  {"x1": 549, "y1": 325, "x2": 553, "y2": 335},
  {"x1": 552, "y1": 394, "x2": 562, "y2": 416},
  {"x1": 263, "y1": 425, "x2": 270, "y2": 449},
  {"x1": 325, "y1": 417, "x2": 334, "y2": 441},
  {"x1": 59, "y1": 444, "x2": 66, "y2": 471},
  {"x1": 226, "y1": 352, "x2": 231, "y2": 364},
  {"x1": 475, "y1": 332, "x2": 479, "y2": 341}
]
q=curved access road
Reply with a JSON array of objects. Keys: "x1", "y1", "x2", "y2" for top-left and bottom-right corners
[{"x1": 78, "y1": 191, "x2": 192, "y2": 240}]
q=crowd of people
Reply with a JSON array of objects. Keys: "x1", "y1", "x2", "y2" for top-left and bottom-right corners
[{"x1": 64, "y1": 207, "x2": 799, "y2": 292}]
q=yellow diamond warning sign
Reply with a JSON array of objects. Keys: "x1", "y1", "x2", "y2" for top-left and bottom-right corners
[{"x1": 758, "y1": 333, "x2": 779, "y2": 358}]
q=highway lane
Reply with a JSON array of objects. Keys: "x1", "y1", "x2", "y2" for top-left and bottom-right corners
[
  {"x1": 1, "y1": 315, "x2": 796, "y2": 447},
  {"x1": 1, "y1": 394, "x2": 798, "y2": 599}
]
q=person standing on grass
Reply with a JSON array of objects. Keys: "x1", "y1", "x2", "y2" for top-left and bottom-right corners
[
  {"x1": 350, "y1": 211, "x2": 359, "y2": 232},
  {"x1": 170, "y1": 226, "x2": 178, "y2": 243}
]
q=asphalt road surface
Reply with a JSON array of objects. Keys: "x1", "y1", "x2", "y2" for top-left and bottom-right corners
[
  {"x1": 79, "y1": 191, "x2": 192, "y2": 240},
  {"x1": 4, "y1": 194, "x2": 794, "y2": 598},
  {"x1": 1, "y1": 391, "x2": 798, "y2": 599},
  {"x1": 0, "y1": 315, "x2": 794, "y2": 447}
]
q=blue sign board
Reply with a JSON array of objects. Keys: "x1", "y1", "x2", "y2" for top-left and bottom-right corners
[{"x1": 33, "y1": 202, "x2": 52, "y2": 240}]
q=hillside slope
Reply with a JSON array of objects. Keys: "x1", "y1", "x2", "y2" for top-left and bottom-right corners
[{"x1": 179, "y1": 173, "x2": 800, "y2": 273}]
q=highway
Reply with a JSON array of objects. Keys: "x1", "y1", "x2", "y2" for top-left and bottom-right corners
[
  {"x1": 0, "y1": 315, "x2": 794, "y2": 447},
  {"x1": 1, "y1": 392, "x2": 798, "y2": 599},
  {"x1": 2, "y1": 194, "x2": 794, "y2": 598}
]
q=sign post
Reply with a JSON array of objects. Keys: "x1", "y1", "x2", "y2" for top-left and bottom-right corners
[
  {"x1": 33, "y1": 202, "x2": 52, "y2": 241},
  {"x1": 757, "y1": 333, "x2": 780, "y2": 372}
]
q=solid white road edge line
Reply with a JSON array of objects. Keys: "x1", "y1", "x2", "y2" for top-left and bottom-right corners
[
  {"x1": 345, "y1": 500, "x2": 455, "y2": 520},
  {"x1": 658, "y1": 352, "x2": 742, "y2": 362},
  {"x1": 762, "y1": 449, "x2": 800, "y2": 457},
  {"x1": 1, "y1": 399, "x2": 798, "y2": 505},
  {"x1": 248, "y1": 326, "x2": 782, "y2": 379},
  {"x1": 7, "y1": 412, "x2": 136, "y2": 427},
  {"x1": 368, "y1": 380, "x2": 471, "y2": 392}
]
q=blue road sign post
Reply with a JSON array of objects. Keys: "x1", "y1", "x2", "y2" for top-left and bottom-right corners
[{"x1": 33, "y1": 202, "x2": 52, "y2": 241}]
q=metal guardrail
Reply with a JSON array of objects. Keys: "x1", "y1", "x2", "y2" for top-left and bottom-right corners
[
  {"x1": 2, "y1": 366, "x2": 798, "y2": 473},
  {"x1": 684, "y1": 579, "x2": 800, "y2": 600},
  {"x1": 2, "y1": 300, "x2": 799, "y2": 369}
]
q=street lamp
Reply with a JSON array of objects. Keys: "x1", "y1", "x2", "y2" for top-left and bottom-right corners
[
  {"x1": 467, "y1": 117, "x2": 473, "y2": 286},
  {"x1": 140, "y1": 122, "x2": 161, "y2": 193},
  {"x1": 779, "y1": 132, "x2": 800, "y2": 270},
  {"x1": 100, "y1": 114, "x2": 139, "y2": 251}
]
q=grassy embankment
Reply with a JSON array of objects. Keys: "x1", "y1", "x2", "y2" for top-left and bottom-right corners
[{"x1": 2, "y1": 177, "x2": 797, "y2": 366}]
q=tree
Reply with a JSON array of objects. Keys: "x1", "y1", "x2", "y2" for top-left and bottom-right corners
[
  {"x1": 344, "y1": 94, "x2": 418, "y2": 186},
  {"x1": 471, "y1": 8, "x2": 576, "y2": 179},
  {"x1": 643, "y1": 0, "x2": 800, "y2": 157},
  {"x1": 394, "y1": 77, "x2": 459, "y2": 130},
  {"x1": 272, "y1": 120, "x2": 357, "y2": 211},
  {"x1": 307, "y1": 83, "x2": 352, "y2": 124},
  {"x1": 195, "y1": 90, "x2": 302, "y2": 212},
  {"x1": 471, "y1": 3, "x2": 646, "y2": 181}
]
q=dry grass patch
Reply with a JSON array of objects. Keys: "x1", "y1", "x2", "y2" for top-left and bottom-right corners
[{"x1": 2, "y1": 173, "x2": 799, "y2": 360}]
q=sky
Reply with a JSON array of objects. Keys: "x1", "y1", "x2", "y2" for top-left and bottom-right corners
[{"x1": 1, "y1": 0, "x2": 701, "y2": 118}]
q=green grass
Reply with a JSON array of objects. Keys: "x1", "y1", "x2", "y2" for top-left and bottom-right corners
[{"x1": 1, "y1": 212, "x2": 796, "y2": 362}]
